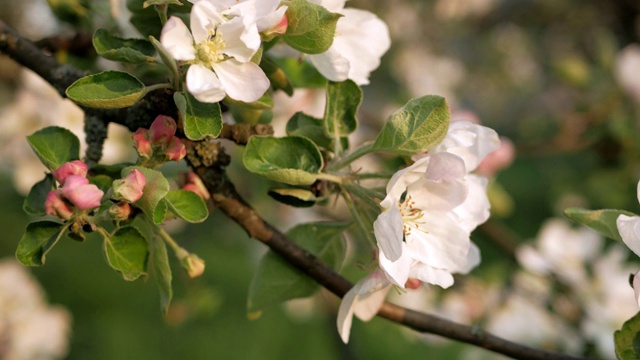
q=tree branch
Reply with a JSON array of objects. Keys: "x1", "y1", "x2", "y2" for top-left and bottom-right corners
[{"x1": 1, "y1": 20, "x2": 593, "y2": 360}]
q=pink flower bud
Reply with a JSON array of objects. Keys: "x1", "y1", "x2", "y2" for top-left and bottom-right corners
[
  {"x1": 149, "y1": 115, "x2": 178, "y2": 145},
  {"x1": 180, "y1": 172, "x2": 210, "y2": 200},
  {"x1": 112, "y1": 168, "x2": 147, "y2": 203},
  {"x1": 60, "y1": 175, "x2": 104, "y2": 210},
  {"x1": 45, "y1": 190, "x2": 74, "y2": 220},
  {"x1": 477, "y1": 137, "x2": 516, "y2": 177},
  {"x1": 267, "y1": 14, "x2": 288, "y2": 36},
  {"x1": 133, "y1": 128, "x2": 152, "y2": 158},
  {"x1": 164, "y1": 137, "x2": 186, "y2": 162},
  {"x1": 109, "y1": 202, "x2": 132, "y2": 221},
  {"x1": 404, "y1": 278, "x2": 422, "y2": 290},
  {"x1": 52, "y1": 160, "x2": 88, "y2": 185}
]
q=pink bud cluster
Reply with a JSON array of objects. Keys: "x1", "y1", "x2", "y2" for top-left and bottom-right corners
[
  {"x1": 45, "y1": 161, "x2": 104, "y2": 220},
  {"x1": 133, "y1": 115, "x2": 186, "y2": 165},
  {"x1": 109, "y1": 168, "x2": 147, "y2": 222}
]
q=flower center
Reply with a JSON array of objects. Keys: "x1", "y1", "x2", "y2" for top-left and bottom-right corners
[
  {"x1": 398, "y1": 195, "x2": 425, "y2": 236},
  {"x1": 195, "y1": 30, "x2": 226, "y2": 67}
]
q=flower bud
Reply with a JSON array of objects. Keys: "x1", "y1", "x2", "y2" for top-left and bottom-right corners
[
  {"x1": 180, "y1": 172, "x2": 210, "y2": 200},
  {"x1": 265, "y1": 13, "x2": 288, "y2": 36},
  {"x1": 112, "y1": 168, "x2": 147, "y2": 203},
  {"x1": 60, "y1": 175, "x2": 104, "y2": 210},
  {"x1": 149, "y1": 115, "x2": 178, "y2": 145},
  {"x1": 52, "y1": 160, "x2": 88, "y2": 185},
  {"x1": 181, "y1": 253, "x2": 205, "y2": 278},
  {"x1": 404, "y1": 278, "x2": 422, "y2": 290},
  {"x1": 164, "y1": 137, "x2": 186, "y2": 162},
  {"x1": 132, "y1": 128, "x2": 152, "y2": 158},
  {"x1": 45, "y1": 190, "x2": 74, "y2": 220},
  {"x1": 109, "y1": 202, "x2": 132, "y2": 221}
]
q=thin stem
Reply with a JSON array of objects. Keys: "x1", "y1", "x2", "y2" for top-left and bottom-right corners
[
  {"x1": 316, "y1": 172, "x2": 344, "y2": 184},
  {"x1": 343, "y1": 183, "x2": 381, "y2": 211},
  {"x1": 328, "y1": 141, "x2": 375, "y2": 171},
  {"x1": 144, "y1": 82, "x2": 172, "y2": 95},
  {"x1": 341, "y1": 189, "x2": 376, "y2": 249},
  {"x1": 155, "y1": 4, "x2": 169, "y2": 26},
  {"x1": 157, "y1": 226, "x2": 188, "y2": 258},
  {"x1": 354, "y1": 172, "x2": 395, "y2": 180}
]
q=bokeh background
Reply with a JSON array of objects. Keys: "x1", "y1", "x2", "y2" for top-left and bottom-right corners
[{"x1": 1, "y1": 0, "x2": 640, "y2": 359}]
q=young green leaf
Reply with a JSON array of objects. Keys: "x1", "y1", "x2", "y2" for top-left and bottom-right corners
[
  {"x1": 224, "y1": 93, "x2": 274, "y2": 110},
  {"x1": 324, "y1": 80, "x2": 361, "y2": 139},
  {"x1": 103, "y1": 226, "x2": 149, "y2": 281},
  {"x1": 144, "y1": 226, "x2": 173, "y2": 314},
  {"x1": 282, "y1": 0, "x2": 342, "y2": 54},
  {"x1": 615, "y1": 312, "x2": 640, "y2": 360},
  {"x1": 24, "y1": 175, "x2": 55, "y2": 216},
  {"x1": 16, "y1": 221, "x2": 66, "y2": 266},
  {"x1": 123, "y1": 166, "x2": 170, "y2": 223},
  {"x1": 66, "y1": 71, "x2": 147, "y2": 109},
  {"x1": 164, "y1": 190, "x2": 209, "y2": 223},
  {"x1": 268, "y1": 188, "x2": 318, "y2": 208},
  {"x1": 286, "y1": 112, "x2": 347, "y2": 151},
  {"x1": 260, "y1": 57, "x2": 294, "y2": 96},
  {"x1": 174, "y1": 92, "x2": 223, "y2": 140},
  {"x1": 247, "y1": 222, "x2": 349, "y2": 313},
  {"x1": 93, "y1": 28, "x2": 156, "y2": 63},
  {"x1": 372, "y1": 95, "x2": 450, "y2": 156},
  {"x1": 564, "y1": 208, "x2": 637, "y2": 242},
  {"x1": 243, "y1": 136, "x2": 323, "y2": 185},
  {"x1": 27, "y1": 126, "x2": 80, "y2": 171}
]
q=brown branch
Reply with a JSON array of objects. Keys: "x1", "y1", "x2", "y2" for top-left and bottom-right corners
[
  {"x1": 2, "y1": 20, "x2": 594, "y2": 360},
  {"x1": 219, "y1": 123, "x2": 274, "y2": 145}
]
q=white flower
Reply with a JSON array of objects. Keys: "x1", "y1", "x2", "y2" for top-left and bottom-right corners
[
  {"x1": 336, "y1": 269, "x2": 391, "y2": 343},
  {"x1": 374, "y1": 122, "x2": 499, "y2": 288},
  {"x1": 616, "y1": 179, "x2": 640, "y2": 307},
  {"x1": 188, "y1": 0, "x2": 288, "y2": 33},
  {"x1": 308, "y1": 0, "x2": 390, "y2": 85},
  {"x1": 160, "y1": 1, "x2": 270, "y2": 103}
]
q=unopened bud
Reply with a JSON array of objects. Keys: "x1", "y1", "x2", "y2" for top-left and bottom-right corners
[
  {"x1": 52, "y1": 160, "x2": 88, "y2": 185},
  {"x1": 164, "y1": 137, "x2": 186, "y2": 162},
  {"x1": 60, "y1": 175, "x2": 104, "y2": 210},
  {"x1": 109, "y1": 202, "x2": 132, "y2": 221},
  {"x1": 181, "y1": 253, "x2": 205, "y2": 278},
  {"x1": 149, "y1": 115, "x2": 178, "y2": 145},
  {"x1": 113, "y1": 168, "x2": 147, "y2": 203},
  {"x1": 133, "y1": 128, "x2": 152, "y2": 158},
  {"x1": 404, "y1": 278, "x2": 421, "y2": 290},
  {"x1": 180, "y1": 172, "x2": 210, "y2": 200},
  {"x1": 45, "y1": 190, "x2": 74, "y2": 220}
]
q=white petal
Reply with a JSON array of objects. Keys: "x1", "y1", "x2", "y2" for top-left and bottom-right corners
[
  {"x1": 436, "y1": 121, "x2": 500, "y2": 172},
  {"x1": 408, "y1": 176, "x2": 467, "y2": 212},
  {"x1": 458, "y1": 241, "x2": 481, "y2": 274},
  {"x1": 634, "y1": 270, "x2": 640, "y2": 308},
  {"x1": 424, "y1": 152, "x2": 466, "y2": 181},
  {"x1": 331, "y1": 9, "x2": 390, "y2": 85},
  {"x1": 191, "y1": 1, "x2": 225, "y2": 43},
  {"x1": 212, "y1": 59, "x2": 269, "y2": 102},
  {"x1": 407, "y1": 213, "x2": 469, "y2": 270},
  {"x1": 186, "y1": 64, "x2": 226, "y2": 103},
  {"x1": 373, "y1": 204, "x2": 403, "y2": 261},
  {"x1": 218, "y1": 16, "x2": 260, "y2": 62},
  {"x1": 409, "y1": 263, "x2": 455, "y2": 288},
  {"x1": 452, "y1": 174, "x2": 491, "y2": 232},
  {"x1": 380, "y1": 156, "x2": 431, "y2": 209},
  {"x1": 256, "y1": 5, "x2": 288, "y2": 32},
  {"x1": 617, "y1": 214, "x2": 640, "y2": 257},
  {"x1": 336, "y1": 282, "x2": 358, "y2": 343},
  {"x1": 160, "y1": 17, "x2": 196, "y2": 61},
  {"x1": 309, "y1": 48, "x2": 350, "y2": 83},
  {"x1": 516, "y1": 245, "x2": 552, "y2": 275},
  {"x1": 379, "y1": 245, "x2": 411, "y2": 287},
  {"x1": 352, "y1": 269, "x2": 391, "y2": 321}
]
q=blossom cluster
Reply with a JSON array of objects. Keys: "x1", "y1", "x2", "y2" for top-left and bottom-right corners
[{"x1": 132, "y1": 115, "x2": 186, "y2": 166}]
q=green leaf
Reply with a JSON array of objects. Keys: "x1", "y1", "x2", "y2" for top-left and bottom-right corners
[
  {"x1": 143, "y1": 0, "x2": 183, "y2": 7},
  {"x1": 243, "y1": 136, "x2": 323, "y2": 185},
  {"x1": 564, "y1": 208, "x2": 636, "y2": 242},
  {"x1": 268, "y1": 188, "x2": 317, "y2": 208},
  {"x1": 224, "y1": 93, "x2": 274, "y2": 110},
  {"x1": 615, "y1": 312, "x2": 640, "y2": 359},
  {"x1": 149, "y1": 230, "x2": 173, "y2": 313},
  {"x1": 247, "y1": 222, "x2": 349, "y2": 313},
  {"x1": 174, "y1": 92, "x2": 223, "y2": 140},
  {"x1": 66, "y1": 71, "x2": 146, "y2": 109},
  {"x1": 164, "y1": 190, "x2": 209, "y2": 223},
  {"x1": 123, "y1": 166, "x2": 170, "y2": 223},
  {"x1": 27, "y1": 126, "x2": 80, "y2": 171},
  {"x1": 103, "y1": 226, "x2": 149, "y2": 281},
  {"x1": 127, "y1": 0, "x2": 191, "y2": 38},
  {"x1": 271, "y1": 57, "x2": 327, "y2": 88},
  {"x1": 372, "y1": 95, "x2": 451, "y2": 156},
  {"x1": 93, "y1": 28, "x2": 156, "y2": 63},
  {"x1": 260, "y1": 57, "x2": 294, "y2": 96},
  {"x1": 282, "y1": 0, "x2": 342, "y2": 54},
  {"x1": 286, "y1": 112, "x2": 347, "y2": 150},
  {"x1": 324, "y1": 80, "x2": 361, "y2": 140},
  {"x1": 16, "y1": 221, "x2": 66, "y2": 266},
  {"x1": 24, "y1": 175, "x2": 55, "y2": 216},
  {"x1": 153, "y1": 199, "x2": 168, "y2": 224}
]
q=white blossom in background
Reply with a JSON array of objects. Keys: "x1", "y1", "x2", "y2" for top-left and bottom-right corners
[
  {"x1": 0, "y1": 259, "x2": 71, "y2": 360},
  {"x1": 616, "y1": 179, "x2": 640, "y2": 306},
  {"x1": 308, "y1": 0, "x2": 390, "y2": 85},
  {"x1": 615, "y1": 44, "x2": 640, "y2": 103},
  {"x1": 517, "y1": 218, "x2": 603, "y2": 287},
  {"x1": 160, "y1": 1, "x2": 269, "y2": 103}
]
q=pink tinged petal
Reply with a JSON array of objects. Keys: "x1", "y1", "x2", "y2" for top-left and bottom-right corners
[
  {"x1": 408, "y1": 263, "x2": 455, "y2": 288},
  {"x1": 452, "y1": 174, "x2": 491, "y2": 233},
  {"x1": 407, "y1": 212, "x2": 470, "y2": 269},
  {"x1": 458, "y1": 242, "x2": 481, "y2": 274},
  {"x1": 186, "y1": 64, "x2": 226, "y2": 103},
  {"x1": 160, "y1": 17, "x2": 196, "y2": 61},
  {"x1": 190, "y1": 1, "x2": 225, "y2": 43},
  {"x1": 113, "y1": 169, "x2": 147, "y2": 203},
  {"x1": 212, "y1": 59, "x2": 269, "y2": 102},
  {"x1": 617, "y1": 215, "x2": 640, "y2": 257},
  {"x1": 373, "y1": 204, "x2": 404, "y2": 261},
  {"x1": 379, "y1": 245, "x2": 411, "y2": 287},
  {"x1": 331, "y1": 9, "x2": 390, "y2": 85},
  {"x1": 257, "y1": 6, "x2": 288, "y2": 33},
  {"x1": 52, "y1": 160, "x2": 88, "y2": 185},
  {"x1": 45, "y1": 190, "x2": 74, "y2": 220},
  {"x1": 634, "y1": 270, "x2": 640, "y2": 308},
  {"x1": 149, "y1": 115, "x2": 178, "y2": 145},
  {"x1": 309, "y1": 48, "x2": 350, "y2": 83},
  {"x1": 218, "y1": 16, "x2": 261, "y2": 62},
  {"x1": 60, "y1": 175, "x2": 104, "y2": 210},
  {"x1": 164, "y1": 137, "x2": 187, "y2": 161},
  {"x1": 477, "y1": 137, "x2": 515, "y2": 177},
  {"x1": 132, "y1": 129, "x2": 152, "y2": 158}
]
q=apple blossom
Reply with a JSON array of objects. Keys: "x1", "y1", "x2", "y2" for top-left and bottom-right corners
[
  {"x1": 180, "y1": 253, "x2": 206, "y2": 278},
  {"x1": 52, "y1": 160, "x2": 88, "y2": 185},
  {"x1": 44, "y1": 191, "x2": 74, "y2": 220},
  {"x1": 308, "y1": 0, "x2": 390, "y2": 85},
  {"x1": 112, "y1": 168, "x2": 147, "y2": 203},
  {"x1": 149, "y1": 115, "x2": 178, "y2": 145},
  {"x1": 132, "y1": 129, "x2": 152, "y2": 158},
  {"x1": 164, "y1": 137, "x2": 187, "y2": 162},
  {"x1": 133, "y1": 115, "x2": 186, "y2": 165},
  {"x1": 59, "y1": 175, "x2": 104, "y2": 210},
  {"x1": 181, "y1": 172, "x2": 211, "y2": 201},
  {"x1": 109, "y1": 202, "x2": 132, "y2": 221},
  {"x1": 616, "y1": 179, "x2": 640, "y2": 307},
  {"x1": 160, "y1": 1, "x2": 270, "y2": 103}
]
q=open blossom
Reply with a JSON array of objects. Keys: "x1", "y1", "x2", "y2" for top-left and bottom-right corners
[
  {"x1": 188, "y1": 0, "x2": 288, "y2": 35},
  {"x1": 160, "y1": 1, "x2": 270, "y2": 103},
  {"x1": 112, "y1": 168, "x2": 146, "y2": 203},
  {"x1": 616, "y1": 179, "x2": 640, "y2": 307},
  {"x1": 308, "y1": 0, "x2": 390, "y2": 85}
]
